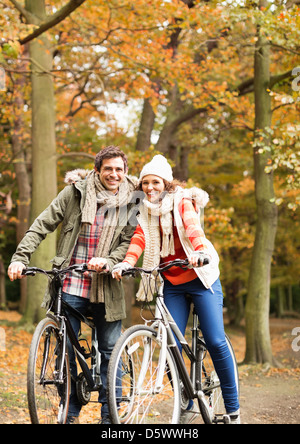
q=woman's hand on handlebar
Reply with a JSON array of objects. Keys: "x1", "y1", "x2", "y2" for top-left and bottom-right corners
[
  {"x1": 188, "y1": 251, "x2": 211, "y2": 268},
  {"x1": 112, "y1": 262, "x2": 132, "y2": 281}
]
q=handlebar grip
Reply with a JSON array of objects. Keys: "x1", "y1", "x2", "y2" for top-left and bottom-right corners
[
  {"x1": 197, "y1": 256, "x2": 210, "y2": 267},
  {"x1": 74, "y1": 264, "x2": 89, "y2": 273}
]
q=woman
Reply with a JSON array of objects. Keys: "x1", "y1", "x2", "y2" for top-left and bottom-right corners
[{"x1": 112, "y1": 155, "x2": 240, "y2": 424}]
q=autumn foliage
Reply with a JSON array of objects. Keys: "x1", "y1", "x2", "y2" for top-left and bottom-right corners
[{"x1": 0, "y1": 0, "x2": 299, "y2": 356}]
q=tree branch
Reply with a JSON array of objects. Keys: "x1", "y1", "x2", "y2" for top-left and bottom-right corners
[
  {"x1": 8, "y1": 0, "x2": 37, "y2": 23},
  {"x1": 19, "y1": 0, "x2": 87, "y2": 45},
  {"x1": 237, "y1": 69, "x2": 295, "y2": 95},
  {"x1": 286, "y1": 0, "x2": 300, "y2": 8},
  {"x1": 57, "y1": 152, "x2": 95, "y2": 161},
  {"x1": 269, "y1": 70, "x2": 293, "y2": 89}
]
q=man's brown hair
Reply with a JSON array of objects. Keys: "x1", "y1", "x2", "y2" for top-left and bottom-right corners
[{"x1": 94, "y1": 146, "x2": 128, "y2": 173}]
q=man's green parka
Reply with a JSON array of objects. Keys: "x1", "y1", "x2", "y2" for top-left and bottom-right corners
[{"x1": 11, "y1": 178, "x2": 138, "y2": 322}]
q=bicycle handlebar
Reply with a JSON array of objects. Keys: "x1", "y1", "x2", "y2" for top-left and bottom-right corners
[
  {"x1": 21, "y1": 256, "x2": 209, "y2": 279},
  {"x1": 121, "y1": 256, "x2": 210, "y2": 277},
  {"x1": 21, "y1": 263, "x2": 104, "y2": 278}
]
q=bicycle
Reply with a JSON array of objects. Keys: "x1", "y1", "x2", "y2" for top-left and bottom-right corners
[
  {"x1": 24, "y1": 264, "x2": 103, "y2": 424},
  {"x1": 107, "y1": 258, "x2": 239, "y2": 425}
]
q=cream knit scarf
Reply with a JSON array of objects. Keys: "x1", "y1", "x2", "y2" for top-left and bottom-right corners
[
  {"x1": 136, "y1": 193, "x2": 175, "y2": 301},
  {"x1": 135, "y1": 186, "x2": 210, "y2": 301},
  {"x1": 82, "y1": 170, "x2": 135, "y2": 303}
]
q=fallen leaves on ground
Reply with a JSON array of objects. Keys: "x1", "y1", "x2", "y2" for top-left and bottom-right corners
[{"x1": 0, "y1": 310, "x2": 299, "y2": 424}]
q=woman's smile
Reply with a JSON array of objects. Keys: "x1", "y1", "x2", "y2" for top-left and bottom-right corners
[{"x1": 142, "y1": 175, "x2": 165, "y2": 203}]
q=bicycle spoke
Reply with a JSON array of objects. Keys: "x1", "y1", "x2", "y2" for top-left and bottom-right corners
[
  {"x1": 108, "y1": 326, "x2": 181, "y2": 424},
  {"x1": 27, "y1": 317, "x2": 70, "y2": 424}
]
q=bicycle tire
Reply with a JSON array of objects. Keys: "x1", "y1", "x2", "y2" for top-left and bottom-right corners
[
  {"x1": 107, "y1": 325, "x2": 181, "y2": 424},
  {"x1": 197, "y1": 333, "x2": 239, "y2": 424},
  {"x1": 27, "y1": 315, "x2": 70, "y2": 424}
]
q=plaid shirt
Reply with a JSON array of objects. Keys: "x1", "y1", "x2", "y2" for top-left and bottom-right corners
[{"x1": 62, "y1": 205, "x2": 105, "y2": 299}]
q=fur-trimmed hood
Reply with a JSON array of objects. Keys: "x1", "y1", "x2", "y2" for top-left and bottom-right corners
[
  {"x1": 64, "y1": 169, "x2": 91, "y2": 184},
  {"x1": 178, "y1": 186, "x2": 209, "y2": 209}
]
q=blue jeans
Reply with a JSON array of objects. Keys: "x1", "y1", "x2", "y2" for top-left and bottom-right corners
[
  {"x1": 62, "y1": 293, "x2": 122, "y2": 418},
  {"x1": 163, "y1": 278, "x2": 240, "y2": 414}
]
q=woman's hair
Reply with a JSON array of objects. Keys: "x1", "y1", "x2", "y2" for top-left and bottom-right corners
[{"x1": 136, "y1": 178, "x2": 186, "y2": 193}]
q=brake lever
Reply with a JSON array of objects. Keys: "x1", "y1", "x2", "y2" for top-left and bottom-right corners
[
  {"x1": 122, "y1": 269, "x2": 137, "y2": 277},
  {"x1": 21, "y1": 268, "x2": 37, "y2": 276},
  {"x1": 74, "y1": 263, "x2": 108, "y2": 274}
]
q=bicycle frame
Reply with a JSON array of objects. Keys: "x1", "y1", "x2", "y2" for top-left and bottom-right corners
[
  {"x1": 153, "y1": 279, "x2": 206, "y2": 401},
  {"x1": 50, "y1": 285, "x2": 101, "y2": 392}
]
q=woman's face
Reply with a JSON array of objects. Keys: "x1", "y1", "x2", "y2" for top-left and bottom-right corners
[{"x1": 141, "y1": 175, "x2": 165, "y2": 203}]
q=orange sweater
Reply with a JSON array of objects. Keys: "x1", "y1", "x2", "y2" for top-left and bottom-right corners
[{"x1": 124, "y1": 198, "x2": 207, "y2": 285}]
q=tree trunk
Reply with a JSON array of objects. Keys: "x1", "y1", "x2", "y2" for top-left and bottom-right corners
[
  {"x1": 22, "y1": 0, "x2": 57, "y2": 324},
  {"x1": 11, "y1": 47, "x2": 31, "y2": 314},
  {"x1": 277, "y1": 286, "x2": 286, "y2": 318},
  {"x1": 244, "y1": 19, "x2": 278, "y2": 365},
  {"x1": 0, "y1": 257, "x2": 6, "y2": 308},
  {"x1": 135, "y1": 99, "x2": 155, "y2": 151}
]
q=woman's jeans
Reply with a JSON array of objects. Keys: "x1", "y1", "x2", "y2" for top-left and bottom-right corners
[
  {"x1": 163, "y1": 277, "x2": 240, "y2": 414},
  {"x1": 62, "y1": 293, "x2": 122, "y2": 418}
]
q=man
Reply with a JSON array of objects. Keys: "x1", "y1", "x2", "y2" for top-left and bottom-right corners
[{"x1": 8, "y1": 146, "x2": 138, "y2": 424}]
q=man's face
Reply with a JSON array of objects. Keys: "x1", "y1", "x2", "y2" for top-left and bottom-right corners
[{"x1": 97, "y1": 157, "x2": 126, "y2": 192}]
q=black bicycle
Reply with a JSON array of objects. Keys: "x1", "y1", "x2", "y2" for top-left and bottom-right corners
[
  {"x1": 24, "y1": 264, "x2": 102, "y2": 424},
  {"x1": 107, "y1": 259, "x2": 239, "y2": 424}
]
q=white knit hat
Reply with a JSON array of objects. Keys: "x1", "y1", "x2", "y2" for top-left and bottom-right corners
[{"x1": 139, "y1": 155, "x2": 173, "y2": 182}]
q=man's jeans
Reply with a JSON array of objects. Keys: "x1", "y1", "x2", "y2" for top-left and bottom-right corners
[{"x1": 62, "y1": 293, "x2": 122, "y2": 418}]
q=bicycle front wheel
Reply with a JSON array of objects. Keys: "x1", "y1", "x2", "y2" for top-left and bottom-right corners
[
  {"x1": 27, "y1": 315, "x2": 70, "y2": 424},
  {"x1": 107, "y1": 325, "x2": 181, "y2": 424}
]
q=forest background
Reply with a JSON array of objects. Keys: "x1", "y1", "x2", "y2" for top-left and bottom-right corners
[{"x1": 0, "y1": 0, "x2": 299, "y2": 367}]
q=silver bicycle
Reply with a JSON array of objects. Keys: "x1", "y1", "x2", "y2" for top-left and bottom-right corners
[{"x1": 107, "y1": 259, "x2": 239, "y2": 425}]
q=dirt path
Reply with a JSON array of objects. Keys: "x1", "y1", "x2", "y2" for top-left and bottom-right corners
[{"x1": 0, "y1": 311, "x2": 299, "y2": 424}]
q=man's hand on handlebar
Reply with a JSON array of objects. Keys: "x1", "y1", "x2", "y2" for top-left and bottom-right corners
[
  {"x1": 87, "y1": 257, "x2": 109, "y2": 274},
  {"x1": 7, "y1": 261, "x2": 26, "y2": 282}
]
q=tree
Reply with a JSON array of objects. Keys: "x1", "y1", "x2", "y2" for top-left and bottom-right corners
[
  {"x1": 1, "y1": 0, "x2": 298, "y2": 334},
  {"x1": 244, "y1": 1, "x2": 277, "y2": 365},
  {"x1": 2, "y1": 0, "x2": 87, "y2": 323}
]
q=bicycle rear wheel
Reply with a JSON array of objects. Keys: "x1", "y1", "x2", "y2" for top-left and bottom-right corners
[
  {"x1": 27, "y1": 316, "x2": 70, "y2": 424},
  {"x1": 107, "y1": 325, "x2": 181, "y2": 424},
  {"x1": 198, "y1": 334, "x2": 239, "y2": 424}
]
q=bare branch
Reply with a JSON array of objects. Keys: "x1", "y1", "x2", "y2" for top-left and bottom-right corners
[
  {"x1": 286, "y1": 0, "x2": 300, "y2": 8},
  {"x1": 57, "y1": 152, "x2": 95, "y2": 161},
  {"x1": 7, "y1": 0, "x2": 37, "y2": 23},
  {"x1": 19, "y1": 0, "x2": 87, "y2": 45},
  {"x1": 237, "y1": 69, "x2": 295, "y2": 95},
  {"x1": 269, "y1": 70, "x2": 293, "y2": 89}
]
